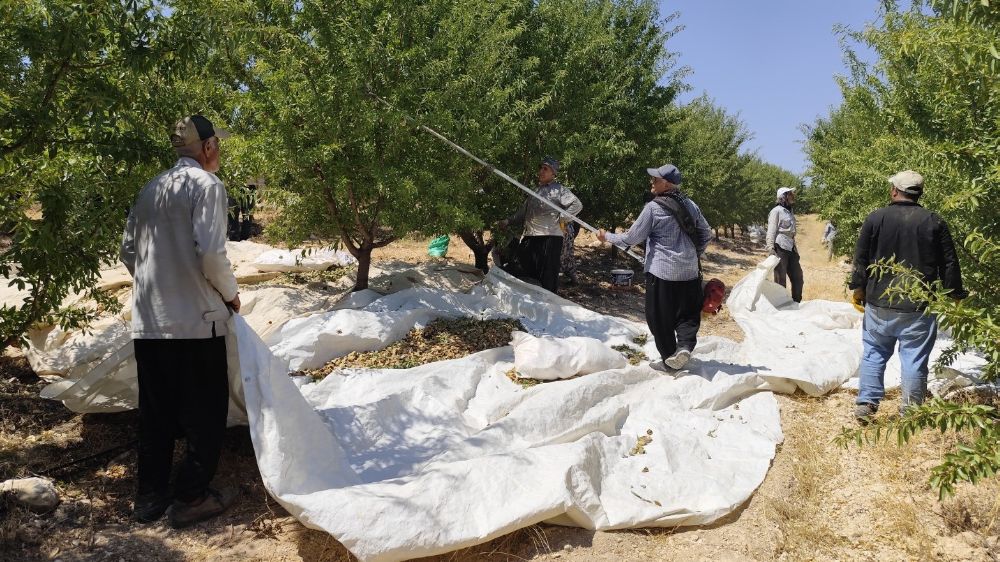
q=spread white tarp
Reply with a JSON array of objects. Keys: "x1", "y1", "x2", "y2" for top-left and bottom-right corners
[
  {"x1": 252, "y1": 248, "x2": 357, "y2": 273},
  {"x1": 728, "y1": 256, "x2": 987, "y2": 397},
  {"x1": 0, "y1": 241, "x2": 279, "y2": 312},
  {"x1": 32, "y1": 256, "x2": 986, "y2": 561}
]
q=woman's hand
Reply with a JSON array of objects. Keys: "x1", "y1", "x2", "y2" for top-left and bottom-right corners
[{"x1": 596, "y1": 229, "x2": 607, "y2": 243}]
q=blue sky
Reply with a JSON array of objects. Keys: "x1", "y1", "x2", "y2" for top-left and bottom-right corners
[{"x1": 660, "y1": 1, "x2": 883, "y2": 175}]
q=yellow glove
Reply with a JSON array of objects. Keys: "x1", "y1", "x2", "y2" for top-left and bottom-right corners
[{"x1": 851, "y1": 288, "x2": 865, "y2": 313}]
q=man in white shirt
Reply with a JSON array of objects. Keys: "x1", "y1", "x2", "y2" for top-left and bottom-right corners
[
  {"x1": 120, "y1": 115, "x2": 240, "y2": 528},
  {"x1": 765, "y1": 187, "x2": 804, "y2": 302}
]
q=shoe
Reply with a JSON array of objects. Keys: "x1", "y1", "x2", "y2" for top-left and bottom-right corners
[
  {"x1": 649, "y1": 360, "x2": 670, "y2": 373},
  {"x1": 854, "y1": 402, "x2": 878, "y2": 425},
  {"x1": 663, "y1": 349, "x2": 691, "y2": 370},
  {"x1": 133, "y1": 494, "x2": 172, "y2": 524},
  {"x1": 167, "y1": 486, "x2": 237, "y2": 529}
]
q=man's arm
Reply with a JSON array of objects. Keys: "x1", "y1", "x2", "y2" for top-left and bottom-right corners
[
  {"x1": 504, "y1": 198, "x2": 528, "y2": 227},
  {"x1": 120, "y1": 208, "x2": 137, "y2": 276},
  {"x1": 765, "y1": 207, "x2": 778, "y2": 253},
  {"x1": 192, "y1": 178, "x2": 239, "y2": 305},
  {"x1": 937, "y1": 219, "x2": 968, "y2": 299},
  {"x1": 604, "y1": 204, "x2": 654, "y2": 248},
  {"x1": 689, "y1": 200, "x2": 713, "y2": 254},
  {"x1": 849, "y1": 217, "x2": 873, "y2": 290},
  {"x1": 559, "y1": 188, "x2": 583, "y2": 219}
]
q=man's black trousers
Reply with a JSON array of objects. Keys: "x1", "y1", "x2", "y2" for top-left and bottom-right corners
[
  {"x1": 518, "y1": 235, "x2": 563, "y2": 294},
  {"x1": 645, "y1": 274, "x2": 702, "y2": 360},
  {"x1": 773, "y1": 246, "x2": 804, "y2": 302},
  {"x1": 135, "y1": 337, "x2": 228, "y2": 504}
]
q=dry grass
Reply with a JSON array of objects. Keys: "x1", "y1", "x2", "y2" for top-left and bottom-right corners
[
  {"x1": 414, "y1": 524, "x2": 553, "y2": 562},
  {"x1": 755, "y1": 388, "x2": 1000, "y2": 561},
  {"x1": 764, "y1": 395, "x2": 850, "y2": 559},
  {"x1": 941, "y1": 493, "x2": 1000, "y2": 536}
]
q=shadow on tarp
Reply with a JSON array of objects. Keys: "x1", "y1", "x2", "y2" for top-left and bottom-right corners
[{"x1": 316, "y1": 394, "x2": 472, "y2": 483}]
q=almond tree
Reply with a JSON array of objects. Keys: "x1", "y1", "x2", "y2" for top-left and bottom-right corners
[
  {"x1": 214, "y1": 0, "x2": 538, "y2": 288},
  {"x1": 0, "y1": 0, "x2": 229, "y2": 348}
]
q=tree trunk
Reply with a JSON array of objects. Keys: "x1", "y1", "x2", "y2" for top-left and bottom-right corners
[
  {"x1": 713, "y1": 227, "x2": 720, "y2": 239},
  {"x1": 458, "y1": 229, "x2": 493, "y2": 273},
  {"x1": 353, "y1": 246, "x2": 373, "y2": 291},
  {"x1": 1, "y1": 280, "x2": 50, "y2": 350}
]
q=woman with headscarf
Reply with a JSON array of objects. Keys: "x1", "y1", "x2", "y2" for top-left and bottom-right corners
[{"x1": 765, "y1": 187, "x2": 803, "y2": 302}]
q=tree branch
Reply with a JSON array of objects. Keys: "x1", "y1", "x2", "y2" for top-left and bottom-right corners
[
  {"x1": 372, "y1": 236, "x2": 398, "y2": 249},
  {"x1": 315, "y1": 163, "x2": 359, "y2": 253},
  {"x1": 345, "y1": 182, "x2": 372, "y2": 246},
  {"x1": 0, "y1": 58, "x2": 71, "y2": 157}
]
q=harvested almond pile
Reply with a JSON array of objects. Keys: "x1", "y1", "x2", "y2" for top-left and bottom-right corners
[
  {"x1": 304, "y1": 317, "x2": 526, "y2": 378},
  {"x1": 505, "y1": 367, "x2": 542, "y2": 388},
  {"x1": 611, "y1": 344, "x2": 647, "y2": 365},
  {"x1": 262, "y1": 265, "x2": 356, "y2": 288}
]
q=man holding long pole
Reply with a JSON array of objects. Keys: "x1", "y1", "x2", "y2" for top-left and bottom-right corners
[
  {"x1": 499, "y1": 157, "x2": 582, "y2": 294},
  {"x1": 597, "y1": 164, "x2": 712, "y2": 371}
]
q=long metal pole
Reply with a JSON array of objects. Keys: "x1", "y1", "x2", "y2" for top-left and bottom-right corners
[{"x1": 369, "y1": 93, "x2": 645, "y2": 264}]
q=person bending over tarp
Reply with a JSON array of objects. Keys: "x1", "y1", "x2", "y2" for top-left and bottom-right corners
[
  {"x1": 596, "y1": 164, "x2": 712, "y2": 371},
  {"x1": 498, "y1": 157, "x2": 582, "y2": 295}
]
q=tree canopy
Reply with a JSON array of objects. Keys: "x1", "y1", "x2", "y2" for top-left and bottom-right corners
[
  {"x1": 0, "y1": 0, "x2": 234, "y2": 347},
  {"x1": 1, "y1": 0, "x2": 799, "y2": 342}
]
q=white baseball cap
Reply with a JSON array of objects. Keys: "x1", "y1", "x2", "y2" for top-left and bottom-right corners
[
  {"x1": 888, "y1": 170, "x2": 924, "y2": 195},
  {"x1": 776, "y1": 187, "x2": 795, "y2": 200}
]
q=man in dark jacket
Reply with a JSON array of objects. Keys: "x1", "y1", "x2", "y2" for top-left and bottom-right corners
[{"x1": 849, "y1": 170, "x2": 966, "y2": 422}]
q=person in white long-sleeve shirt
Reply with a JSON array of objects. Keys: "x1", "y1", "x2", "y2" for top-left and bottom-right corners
[
  {"x1": 120, "y1": 115, "x2": 239, "y2": 528},
  {"x1": 765, "y1": 186, "x2": 803, "y2": 302}
]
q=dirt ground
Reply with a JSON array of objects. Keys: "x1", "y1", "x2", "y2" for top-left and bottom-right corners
[{"x1": 1, "y1": 215, "x2": 998, "y2": 562}]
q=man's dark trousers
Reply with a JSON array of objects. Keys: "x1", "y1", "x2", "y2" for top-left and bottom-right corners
[
  {"x1": 518, "y1": 235, "x2": 563, "y2": 294},
  {"x1": 773, "y1": 246, "x2": 804, "y2": 302},
  {"x1": 135, "y1": 337, "x2": 228, "y2": 504},
  {"x1": 645, "y1": 273, "x2": 702, "y2": 360}
]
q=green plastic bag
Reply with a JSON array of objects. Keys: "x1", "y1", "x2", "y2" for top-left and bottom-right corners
[{"x1": 427, "y1": 234, "x2": 450, "y2": 258}]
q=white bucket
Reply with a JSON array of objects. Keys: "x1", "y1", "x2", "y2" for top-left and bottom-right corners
[{"x1": 610, "y1": 269, "x2": 634, "y2": 286}]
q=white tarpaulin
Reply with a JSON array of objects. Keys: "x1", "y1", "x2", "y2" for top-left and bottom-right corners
[
  {"x1": 32, "y1": 256, "x2": 987, "y2": 561},
  {"x1": 729, "y1": 256, "x2": 987, "y2": 396},
  {"x1": 252, "y1": 247, "x2": 357, "y2": 273}
]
